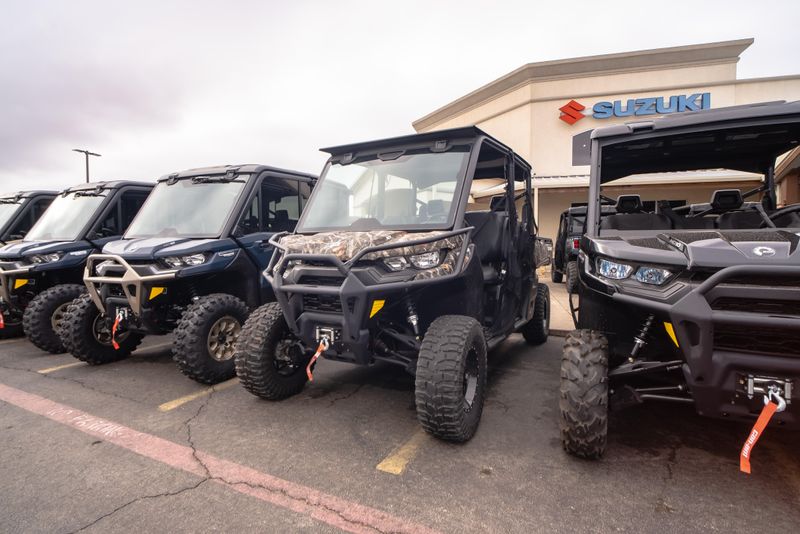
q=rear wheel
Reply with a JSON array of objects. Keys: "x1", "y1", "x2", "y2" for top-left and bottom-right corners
[
  {"x1": 560, "y1": 329, "x2": 608, "y2": 459},
  {"x1": 235, "y1": 302, "x2": 311, "y2": 400},
  {"x1": 566, "y1": 261, "x2": 579, "y2": 294},
  {"x1": 415, "y1": 315, "x2": 487, "y2": 442},
  {"x1": 61, "y1": 294, "x2": 143, "y2": 364},
  {"x1": 23, "y1": 284, "x2": 86, "y2": 353},
  {"x1": 521, "y1": 283, "x2": 549, "y2": 345},
  {"x1": 173, "y1": 294, "x2": 248, "y2": 384}
]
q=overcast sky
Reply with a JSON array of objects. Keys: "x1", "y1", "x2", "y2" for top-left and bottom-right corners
[{"x1": 1, "y1": 0, "x2": 799, "y2": 193}]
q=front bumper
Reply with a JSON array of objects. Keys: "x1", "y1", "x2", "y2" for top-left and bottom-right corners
[
  {"x1": 608, "y1": 264, "x2": 800, "y2": 426},
  {"x1": 267, "y1": 229, "x2": 473, "y2": 365},
  {"x1": 84, "y1": 254, "x2": 177, "y2": 318}
]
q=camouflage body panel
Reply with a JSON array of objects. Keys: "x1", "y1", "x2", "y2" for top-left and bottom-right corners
[{"x1": 277, "y1": 231, "x2": 472, "y2": 280}]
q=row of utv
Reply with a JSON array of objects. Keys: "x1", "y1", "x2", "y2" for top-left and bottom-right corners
[{"x1": 1, "y1": 101, "x2": 799, "y2": 457}]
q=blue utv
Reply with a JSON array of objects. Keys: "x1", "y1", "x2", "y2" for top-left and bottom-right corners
[{"x1": 60, "y1": 165, "x2": 316, "y2": 384}]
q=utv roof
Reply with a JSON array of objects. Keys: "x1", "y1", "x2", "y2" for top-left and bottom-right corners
[
  {"x1": 321, "y1": 126, "x2": 532, "y2": 171},
  {"x1": 159, "y1": 164, "x2": 317, "y2": 182},
  {"x1": 63, "y1": 180, "x2": 154, "y2": 193},
  {"x1": 0, "y1": 190, "x2": 58, "y2": 200},
  {"x1": 574, "y1": 100, "x2": 800, "y2": 182}
]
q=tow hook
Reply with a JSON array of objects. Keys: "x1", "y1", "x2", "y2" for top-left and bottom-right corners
[
  {"x1": 740, "y1": 386, "x2": 787, "y2": 474},
  {"x1": 305, "y1": 335, "x2": 330, "y2": 382},
  {"x1": 111, "y1": 308, "x2": 129, "y2": 350}
]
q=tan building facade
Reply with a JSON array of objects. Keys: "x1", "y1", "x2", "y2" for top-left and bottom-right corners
[{"x1": 413, "y1": 39, "x2": 800, "y2": 240}]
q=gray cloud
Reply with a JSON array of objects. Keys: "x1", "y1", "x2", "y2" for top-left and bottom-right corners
[{"x1": 1, "y1": 0, "x2": 798, "y2": 193}]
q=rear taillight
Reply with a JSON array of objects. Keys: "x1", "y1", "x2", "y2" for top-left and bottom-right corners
[{"x1": 572, "y1": 239, "x2": 580, "y2": 249}]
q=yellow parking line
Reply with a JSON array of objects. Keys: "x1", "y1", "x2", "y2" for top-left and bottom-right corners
[
  {"x1": 157, "y1": 378, "x2": 239, "y2": 412},
  {"x1": 376, "y1": 429, "x2": 428, "y2": 475},
  {"x1": 37, "y1": 361, "x2": 86, "y2": 374}
]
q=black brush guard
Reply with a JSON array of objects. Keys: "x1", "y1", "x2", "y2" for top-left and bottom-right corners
[{"x1": 265, "y1": 228, "x2": 473, "y2": 365}]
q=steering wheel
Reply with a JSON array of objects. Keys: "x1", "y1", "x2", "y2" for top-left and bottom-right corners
[{"x1": 761, "y1": 204, "x2": 800, "y2": 228}]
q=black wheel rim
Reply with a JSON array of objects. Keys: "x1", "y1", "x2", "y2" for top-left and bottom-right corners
[{"x1": 274, "y1": 336, "x2": 306, "y2": 377}]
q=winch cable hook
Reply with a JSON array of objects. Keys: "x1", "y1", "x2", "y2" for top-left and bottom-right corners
[
  {"x1": 739, "y1": 386, "x2": 786, "y2": 474},
  {"x1": 306, "y1": 336, "x2": 330, "y2": 382}
]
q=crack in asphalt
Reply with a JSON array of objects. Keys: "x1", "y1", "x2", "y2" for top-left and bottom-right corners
[
  {"x1": 655, "y1": 442, "x2": 679, "y2": 514},
  {"x1": 0, "y1": 361, "x2": 144, "y2": 405},
  {"x1": 327, "y1": 382, "x2": 365, "y2": 407},
  {"x1": 177, "y1": 385, "x2": 402, "y2": 534},
  {"x1": 66, "y1": 478, "x2": 209, "y2": 534}
]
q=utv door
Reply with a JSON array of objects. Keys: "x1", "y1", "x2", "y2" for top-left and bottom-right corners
[
  {"x1": 236, "y1": 175, "x2": 310, "y2": 302},
  {"x1": 553, "y1": 212, "x2": 567, "y2": 273},
  {"x1": 87, "y1": 187, "x2": 151, "y2": 247}
]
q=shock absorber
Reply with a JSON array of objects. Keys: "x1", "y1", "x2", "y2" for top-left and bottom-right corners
[
  {"x1": 406, "y1": 300, "x2": 420, "y2": 339},
  {"x1": 629, "y1": 314, "x2": 655, "y2": 362}
]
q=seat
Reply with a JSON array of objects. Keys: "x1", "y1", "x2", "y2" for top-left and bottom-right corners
[
  {"x1": 718, "y1": 211, "x2": 765, "y2": 229},
  {"x1": 271, "y1": 210, "x2": 292, "y2": 232},
  {"x1": 464, "y1": 210, "x2": 507, "y2": 283},
  {"x1": 600, "y1": 195, "x2": 672, "y2": 231}
]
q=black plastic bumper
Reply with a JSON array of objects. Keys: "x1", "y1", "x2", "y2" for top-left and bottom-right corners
[{"x1": 610, "y1": 264, "x2": 800, "y2": 426}]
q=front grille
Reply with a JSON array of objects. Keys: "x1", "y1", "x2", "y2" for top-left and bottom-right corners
[
  {"x1": 714, "y1": 325, "x2": 800, "y2": 358},
  {"x1": 298, "y1": 275, "x2": 345, "y2": 287},
  {"x1": 712, "y1": 297, "x2": 800, "y2": 316},
  {"x1": 302, "y1": 294, "x2": 342, "y2": 313},
  {"x1": 297, "y1": 275, "x2": 344, "y2": 314}
]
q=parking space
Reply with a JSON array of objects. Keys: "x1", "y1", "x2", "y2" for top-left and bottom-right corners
[{"x1": 1, "y1": 334, "x2": 799, "y2": 533}]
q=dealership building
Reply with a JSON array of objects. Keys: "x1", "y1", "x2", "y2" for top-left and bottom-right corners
[{"x1": 412, "y1": 39, "x2": 800, "y2": 240}]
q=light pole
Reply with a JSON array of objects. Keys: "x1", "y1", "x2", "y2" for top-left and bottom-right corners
[{"x1": 72, "y1": 149, "x2": 101, "y2": 183}]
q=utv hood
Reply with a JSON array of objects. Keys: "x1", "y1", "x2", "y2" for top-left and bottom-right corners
[
  {"x1": 103, "y1": 237, "x2": 232, "y2": 261},
  {"x1": 594, "y1": 230, "x2": 800, "y2": 269},
  {"x1": 0, "y1": 240, "x2": 87, "y2": 260},
  {"x1": 280, "y1": 230, "x2": 463, "y2": 262}
]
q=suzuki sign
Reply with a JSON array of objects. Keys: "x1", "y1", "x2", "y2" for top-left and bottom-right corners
[{"x1": 559, "y1": 93, "x2": 712, "y2": 124}]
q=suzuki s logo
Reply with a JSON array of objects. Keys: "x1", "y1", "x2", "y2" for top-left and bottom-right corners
[
  {"x1": 558, "y1": 100, "x2": 586, "y2": 125},
  {"x1": 753, "y1": 246, "x2": 776, "y2": 257}
]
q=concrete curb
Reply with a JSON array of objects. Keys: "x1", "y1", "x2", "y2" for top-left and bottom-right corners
[{"x1": 550, "y1": 329, "x2": 570, "y2": 338}]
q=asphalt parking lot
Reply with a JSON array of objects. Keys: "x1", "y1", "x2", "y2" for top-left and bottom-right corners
[{"x1": 1, "y1": 333, "x2": 798, "y2": 533}]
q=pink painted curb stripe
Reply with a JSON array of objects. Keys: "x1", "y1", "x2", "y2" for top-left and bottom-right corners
[{"x1": 0, "y1": 383, "x2": 440, "y2": 534}]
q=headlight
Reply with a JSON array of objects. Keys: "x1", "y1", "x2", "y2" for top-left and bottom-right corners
[
  {"x1": 409, "y1": 251, "x2": 442, "y2": 269},
  {"x1": 634, "y1": 266, "x2": 672, "y2": 285},
  {"x1": 182, "y1": 253, "x2": 207, "y2": 266},
  {"x1": 596, "y1": 258, "x2": 633, "y2": 280},
  {"x1": 31, "y1": 253, "x2": 62, "y2": 264},
  {"x1": 162, "y1": 254, "x2": 208, "y2": 268},
  {"x1": 383, "y1": 256, "x2": 408, "y2": 272}
]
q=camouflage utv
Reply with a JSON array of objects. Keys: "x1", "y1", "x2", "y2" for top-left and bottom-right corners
[{"x1": 235, "y1": 127, "x2": 550, "y2": 442}]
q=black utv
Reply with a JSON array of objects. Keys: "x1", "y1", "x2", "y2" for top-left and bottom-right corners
[
  {"x1": 0, "y1": 190, "x2": 57, "y2": 246},
  {"x1": 561, "y1": 101, "x2": 800, "y2": 459},
  {"x1": 235, "y1": 127, "x2": 550, "y2": 442},
  {"x1": 552, "y1": 206, "x2": 593, "y2": 294},
  {"x1": 60, "y1": 165, "x2": 316, "y2": 384},
  {"x1": 0, "y1": 189, "x2": 57, "y2": 336},
  {"x1": 0, "y1": 182, "x2": 152, "y2": 350}
]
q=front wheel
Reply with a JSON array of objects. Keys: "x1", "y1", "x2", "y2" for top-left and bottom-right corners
[
  {"x1": 235, "y1": 303, "x2": 311, "y2": 400},
  {"x1": 521, "y1": 283, "x2": 549, "y2": 345},
  {"x1": 61, "y1": 294, "x2": 143, "y2": 364},
  {"x1": 560, "y1": 329, "x2": 609, "y2": 459},
  {"x1": 23, "y1": 284, "x2": 86, "y2": 353},
  {"x1": 415, "y1": 315, "x2": 487, "y2": 442},
  {"x1": 173, "y1": 294, "x2": 249, "y2": 384},
  {"x1": 551, "y1": 267, "x2": 563, "y2": 283}
]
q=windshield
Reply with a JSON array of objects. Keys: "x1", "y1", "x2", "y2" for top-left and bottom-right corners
[
  {"x1": 298, "y1": 150, "x2": 469, "y2": 232},
  {"x1": 125, "y1": 175, "x2": 249, "y2": 238},
  {"x1": 25, "y1": 193, "x2": 106, "y2": 242},
  {"x1": 0, "y1": 200, "x2": 23, "y2": 230}
]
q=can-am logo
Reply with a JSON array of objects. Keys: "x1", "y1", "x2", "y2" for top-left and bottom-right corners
[{"x1": 558, "y1": 93, "x2": 712, "y2": 124}]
